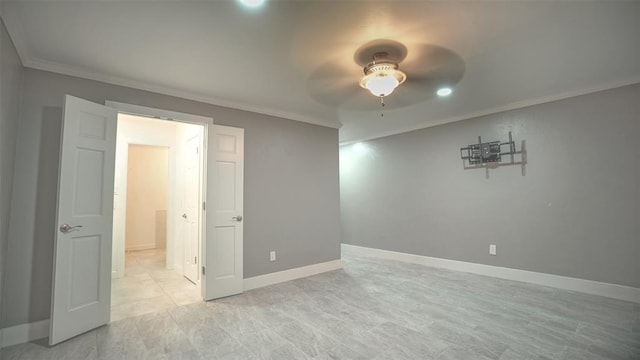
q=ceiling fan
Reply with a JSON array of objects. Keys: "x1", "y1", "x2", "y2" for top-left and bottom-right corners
[
  {"x1": 359, "y1": 51, "x2": 407, "y2": 108},
  {"x1": 307, "y1": 39, "x2": 465, "y2": 112}
]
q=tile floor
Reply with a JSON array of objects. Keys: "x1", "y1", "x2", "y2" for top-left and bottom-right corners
[
  {"x1": 1, "y1": 250, "x2": 638, "y2": 359},
  {"x1": 111, "y1": 248, "x2": 201, "y2": 321}
]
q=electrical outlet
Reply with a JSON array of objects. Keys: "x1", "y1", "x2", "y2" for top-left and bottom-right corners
[
  {"x1": 270, "y1": 251, "x2": 276, "y2": 262},
  {"x1": 489, "y1": 244, "x2": 497, "y2": 256}
]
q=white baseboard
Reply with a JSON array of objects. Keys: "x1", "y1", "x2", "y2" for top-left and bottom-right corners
[
  {"x1": 0, "y1": 260, "x2": 341, "y2": 348},
  {"x1": 342, "y1": 244, "x2": 640, "y2": 303},
  {"x1": 244, "y1": 259, "x2": 343, "y2": 291},
  {"x1": 1, "y1": 319, "x2": 49, "y2": 348},
  {"x1": 125, "y1": 243, "x2": 156, "y2": 251}
]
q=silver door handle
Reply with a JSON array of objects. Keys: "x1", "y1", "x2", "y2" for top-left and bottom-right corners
[
  {"x1": 232, "y1": 215, "x2": 243, "y2": 222},
  {"x1": 59, "y1": 224, "x2": 83, "y2": 234}
]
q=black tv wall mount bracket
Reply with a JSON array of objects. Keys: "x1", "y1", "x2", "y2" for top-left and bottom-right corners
[{"x1": 460, "y1": 131, "x2": 527, "y2": 178}]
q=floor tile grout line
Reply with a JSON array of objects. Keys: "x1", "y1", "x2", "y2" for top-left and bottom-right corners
[
  {"x1": 155, "y1": 274, "x2": 180, "y2": 307},
  {"x1": 113, "y1": 248, "x2": 200, "y2": 321},
  {"x1": 7, "y1": 251, "x2": 639, "y2": 359}
]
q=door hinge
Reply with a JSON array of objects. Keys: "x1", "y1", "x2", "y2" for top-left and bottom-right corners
[
  {"x1": 202, "y1": 201, "x2": 206, "y2": 211},
  {"x1": 202, "y1": 266, "x2": 205, "y2": 275},
  {"x1": 194, "y1": 256, "x2": 197, "y2": 264}
]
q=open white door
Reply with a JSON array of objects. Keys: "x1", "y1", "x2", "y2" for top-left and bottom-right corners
[
  {"x1": 204, "y1": 125, "x2": 244, "y2": 300},
  {"x1": 183, "y1": 133, "x2": 202, "y2": 283},
  {"x1": 50, "y1": 95, "x2": 117, "y2": 345}
]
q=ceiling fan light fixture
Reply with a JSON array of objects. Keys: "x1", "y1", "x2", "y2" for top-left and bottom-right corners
[
  {"x1": 360, "y1": 71, "x2": 405, "y2": 97},
  {"x1": 359, "y1": 55, "x2": 407, "y2": 97}
]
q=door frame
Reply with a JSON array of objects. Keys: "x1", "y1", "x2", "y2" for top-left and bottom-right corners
[
  {"x1": 106, "y1": 101, "x2": 212, "y2": 295},
  {"x1": 180, "y1": 130, "x2": 205, "y2": 284}
]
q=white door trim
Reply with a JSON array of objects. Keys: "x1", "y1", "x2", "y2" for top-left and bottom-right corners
[
  {"x1": 105, "y1": 101, "x2": 213, "y2": 125},
  {"x1": 106, "y1": 101, "x2": 212, "y2": 294}
]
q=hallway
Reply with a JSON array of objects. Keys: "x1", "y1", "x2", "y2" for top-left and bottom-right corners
[{"x1": 111, "y1": 248, "x2": 200, "y2": 321}]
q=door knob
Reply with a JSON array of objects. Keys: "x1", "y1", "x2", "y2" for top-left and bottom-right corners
[
  {"x1": 59, "y1": 224, "x2": 83, "y2": 234},
  {"x1": 182, "y1": 214, "x2": 187, "y2": 219},
  {"x1": 232, "y1": 215, "x2": 243, "y2": 222}
]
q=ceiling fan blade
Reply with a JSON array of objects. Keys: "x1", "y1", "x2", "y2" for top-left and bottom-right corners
[
  {"x1": 402, "y1": 44, "x2": 466, "y2": 87},
  {"x1": 307, "y1": 43, "x2": 465, "y2": 111},
  {"x1": 353, "y1": 39, "x2": 408, "y2": 66},
  {"x1": 306, "y1": 60, "x2": 364, "y2": 107},
  {"x1": 371, "y1": 44, "x2": 466, "y2": 109}
]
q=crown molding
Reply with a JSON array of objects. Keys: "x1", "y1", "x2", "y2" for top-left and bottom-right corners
[
  {"x1": 6, "y1": 13, "x2": 637, "y2": 142},
  {"x1": 339, "y1": 77, "x2": 640, "y2": 145},
  {"x1": 21, "y1": 56, "x2": 342, "y2": 130},
  {"x1": 0, "y1": 12, "x2": 28, "y2": 66}
]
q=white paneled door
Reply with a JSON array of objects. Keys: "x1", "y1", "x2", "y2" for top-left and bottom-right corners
[
  {"x1": 204, "y1": 125, "x2": 244, "y2": 300},
  {"x1": 50, "y1": 95, "x2": 117, "y2": 345},
  {"x1": 183, "y1": 133, "x2": 202, "y2": 283}
]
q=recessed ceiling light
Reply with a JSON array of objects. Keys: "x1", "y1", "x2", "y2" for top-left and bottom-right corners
[
  {"x1": 239, "y1": 0, "x2": 265, "y2": 7},
  {"x1": 437, "y1": 87, "x2": 453, "y2": 97}
]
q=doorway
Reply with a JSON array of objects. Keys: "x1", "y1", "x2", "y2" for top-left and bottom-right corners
[
  {"x1": 50, "y1": 96, "x2": 245, "y2": 345},
  {"x1": 125, "y1": 144, "x2": 168, "y2": 254},
  {"x1": 110, "y1": 113, "x2": 204, "y2": 321}
]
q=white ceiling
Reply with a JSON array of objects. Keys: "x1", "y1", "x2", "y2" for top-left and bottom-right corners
[{"x1": 2, "y1": 1, "x2": 640, "y2": 143}]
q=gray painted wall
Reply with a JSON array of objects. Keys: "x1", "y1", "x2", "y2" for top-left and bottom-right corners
[
  {"x1": 341, "y1": 83, "x2": 640, "y2": 288},
  {"x1": 2, "y1": 68, "x2": 341, "y2": 328},
  {"x1": 0, "y1": 18, "x2": 24, "y2": 330}
]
